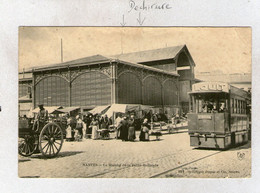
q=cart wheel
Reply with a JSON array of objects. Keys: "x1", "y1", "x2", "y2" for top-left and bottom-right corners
[
  {"x1": 39, "y1": 123, "x2": 63, "y2": 158},
  {"x1": 18, "y1": 135, "x2": 37, "y2": 157}
]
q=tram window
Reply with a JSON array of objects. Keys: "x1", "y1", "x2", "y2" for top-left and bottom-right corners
[
  {"x1": 240, "y1": 101, "x2": 243, "y2": 114},
  {"x1": 239, "y1": 100, "x2": 241, "y2": 114},
  {"x1": 193, "y1": 93, "x2": 229, "y2": 113},
  {"x1": 239, "y1": 100, "x2": 243, "y2": 114},
  {"x1": 218, "y1": 101, "x2": 226, "y2": 112},
  {"x1": 202, "y1": 101, "x2": 214, "y2": 113},
  {"x1": 231, "y1": 98, "x2": 234, "y2": 113},
  {"x1": 236, "y1": 99, "x2": 239, "y2": 114},
  {"x1": 234, "y1": 99, "x2": 237, "y2": 113},
  {"x1": 239, "y1": 100, "x2": 242, "y2": 114},
  {"x1": 238, "y1": 100, "x2": 240, "y2": 114},
  {"x1": 241, "y1": 100, "x2": 243, "y2": 114},
  {"x1": 237, "y1": 100, "x2": 241, "y2": 114},
  {"x1": 243, "y1": 101, "x2": 245, "y2": 114},
  {"x1": 240, "y1": 101, "x2": 242, "y2": 114},
  {"x1": 198, "y1": 99, "x2": 204, "y2": 113}
]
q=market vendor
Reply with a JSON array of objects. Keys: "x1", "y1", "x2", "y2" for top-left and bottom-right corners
[{"x1": 33, "y1": 104, "x2": 48, "y2": 132}]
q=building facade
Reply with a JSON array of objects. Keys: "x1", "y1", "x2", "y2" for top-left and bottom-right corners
[
  {"x1": 32, "y1": 55, "x2": 179, "y2": 109},
  {"x1": 19, "y1": 45, "x2": 196, "y2": 115},
  {"x1": 114, "y1": 45, "x2": 196, "y2": 112}
]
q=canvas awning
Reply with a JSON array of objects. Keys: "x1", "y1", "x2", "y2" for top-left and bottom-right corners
[
  {"x1": 55, "y1": 107, "x2": 80, "y2": 114},
  {"x1": 32, "y1": 106, "x2": 63, "y2": 114},
  {"x1": 139, "y1": 105, "x2": 154, "y2": 111},
  {"x1": 104, "y1": 104, "x2": 153, "y2": 118},
  {"x1": 88, "y1": 105, "x2": 110, "y2": 115}
]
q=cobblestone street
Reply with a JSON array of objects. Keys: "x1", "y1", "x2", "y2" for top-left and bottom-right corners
[{"x1": 18, "y1": 131, "x2": 251, "y2": 178}]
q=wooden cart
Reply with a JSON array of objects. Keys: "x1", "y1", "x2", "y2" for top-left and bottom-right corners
[{"x1": 18, "y1": 117, "x2": 64, "y2": 158}]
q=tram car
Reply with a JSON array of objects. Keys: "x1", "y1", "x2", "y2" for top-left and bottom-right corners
[{"x1": 187, "y1": 82, "x2": 250, "y2": 149}]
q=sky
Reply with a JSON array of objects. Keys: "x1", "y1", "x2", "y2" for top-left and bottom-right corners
[{"x1": 19, "y1": 27, "x2": 251, "y2": 74}]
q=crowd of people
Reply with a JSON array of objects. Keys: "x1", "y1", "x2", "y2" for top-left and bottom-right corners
[
  {"x1": 65, "y1": 112, "x2": 154, "y2": 142},
  {"x1": 24, "y1": 104, "x2": 185, "y2": 143},
  {"x1": 63, "y1": 113, "x2": 110, "y2": 141}
]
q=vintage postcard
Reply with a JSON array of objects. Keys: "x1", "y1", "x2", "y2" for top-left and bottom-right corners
[{"x1": 18, "y1": 27, "x2": 251, "y2": 178}]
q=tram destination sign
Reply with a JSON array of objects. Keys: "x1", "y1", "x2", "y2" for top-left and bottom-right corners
[
  {"x1": 198, "y1": 114, "x2": 212, "y2": 120},
  {"x1": 192, "y1": 82, "x2": 229, "y2": 93}
]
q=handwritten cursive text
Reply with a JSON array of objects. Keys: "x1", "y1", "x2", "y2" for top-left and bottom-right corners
[{"x1": 128, "y1": 0, "x2": 172, "y2": 13}]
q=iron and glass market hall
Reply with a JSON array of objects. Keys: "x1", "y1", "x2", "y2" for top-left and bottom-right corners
[{"x1": 19, "y1": 45, "x2": 196, "y2": 114}]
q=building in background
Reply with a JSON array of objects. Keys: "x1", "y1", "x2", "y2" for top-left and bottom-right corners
[
  {"x1": 18, "y1": 45, "x2": 196, "y2": 116},
  {"x1": 114, "y1": 45, "x2": 196, "y2": 113},
  {"x1": 195, "y1": 70, "x2": 251, "y2": 91},
  {"x1": 18, "y1": 72, "x2": 32, "y2": 116}
]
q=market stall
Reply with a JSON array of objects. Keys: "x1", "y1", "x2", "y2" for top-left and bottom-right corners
[
  {"x1": 31, "y1": 106, "x2": 63, "y2": 114},
  {"x1": 88, "y1": 105, "x2": 110, "y2": 115},
  {"x1": 104, "y1": 104, "x2": 153, "y2": 118},
  {"x1": 54, "y1": 107, "x2": 80, "y2": 115}
]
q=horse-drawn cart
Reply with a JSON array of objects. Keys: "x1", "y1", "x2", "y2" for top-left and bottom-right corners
[{"x1": 18, "y1": 117, "x2": 64, "y2": 158}]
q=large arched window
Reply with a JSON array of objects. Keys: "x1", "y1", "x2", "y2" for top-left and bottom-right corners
[
  {"x1": 163, "y1": 80, "x2": 178, "y2": 105},
  {"x1": 118, "y1": 72, "x2": 142, "y2": 104},
  {"x1": 143, "y1": 76, "x2": 162, "y2": 106},
  {"x1": 35, "y1": 76, "x2": 69, "y2": 106},
  {"x1": 71, "y1": 71, "x2": 111, "y2": 106}
]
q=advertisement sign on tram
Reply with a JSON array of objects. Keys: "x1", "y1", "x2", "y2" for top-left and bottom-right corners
[{"x1": 192, "y1": 82, "x2": 230, "y2": 93}]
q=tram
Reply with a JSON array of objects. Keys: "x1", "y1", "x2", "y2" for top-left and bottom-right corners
[{"x1": 187, "y1": 82, "x2": 250, "y2": 149}]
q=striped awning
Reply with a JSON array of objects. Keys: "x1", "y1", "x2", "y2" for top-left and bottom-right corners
[{"x1": 89, "y1": 105, "x2": 110, "y2": 115}]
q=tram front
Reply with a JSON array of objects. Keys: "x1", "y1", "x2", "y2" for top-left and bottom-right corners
[{"x1": 187, "y1": 82, "x2": 231, "y2": 149}]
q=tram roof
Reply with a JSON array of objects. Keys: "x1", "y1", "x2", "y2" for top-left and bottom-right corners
[
  {"x1": 190, "y1": 81, "x2": 250, "y2": 99},
  {"x1": 188, "y1": 91, "x2": 228, "y2": 94}
]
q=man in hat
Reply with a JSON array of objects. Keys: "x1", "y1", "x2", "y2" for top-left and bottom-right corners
[{"x1": 33, "y1": 104, "x2": 48, "y2": 132}]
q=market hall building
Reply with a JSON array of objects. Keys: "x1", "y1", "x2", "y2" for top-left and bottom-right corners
[{"x1": 18, "y1": 45, "x2": 196, "y2": 116}]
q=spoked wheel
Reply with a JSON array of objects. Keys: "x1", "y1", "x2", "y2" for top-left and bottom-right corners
[
  {"x1": 39, "y1": 123, "x2": 63, "y2": 158},
  {"x1": 18, "y1": 135, "x2": 38, "y2": 157}
]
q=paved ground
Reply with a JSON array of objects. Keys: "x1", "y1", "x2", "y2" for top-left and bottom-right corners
[{"x1": 18, "y1": 130, "x2": 251, "y2": 178}]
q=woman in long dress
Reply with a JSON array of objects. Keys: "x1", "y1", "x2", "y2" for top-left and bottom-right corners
[
  {"x1": 66, "y1": 125, "x2": 72, "y2": 141},
  {"x1": 98, "y1": 116, "x2": 108, "y2": 139},
  {"x1": 139, "y1": 118, "x2": 150, "y2": 141},
  {"x1": 66, "y1": 114, "x2": 75, "y2": 141},
  {"x1": 85, "y1": 115, "x2": 93, "y2": 139},
  {"x1": 128, "y1": 114, "x2": 136, "y2": 142},
  {"x1": 75, "y1": 115, "x2": 83, "y2": 140},
  {"x1": 119, "y1": 116, "x2": 128, "y2": 141},
  {"x1": 90, "y1": 118, "x2": 99, "y2": 140}
]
